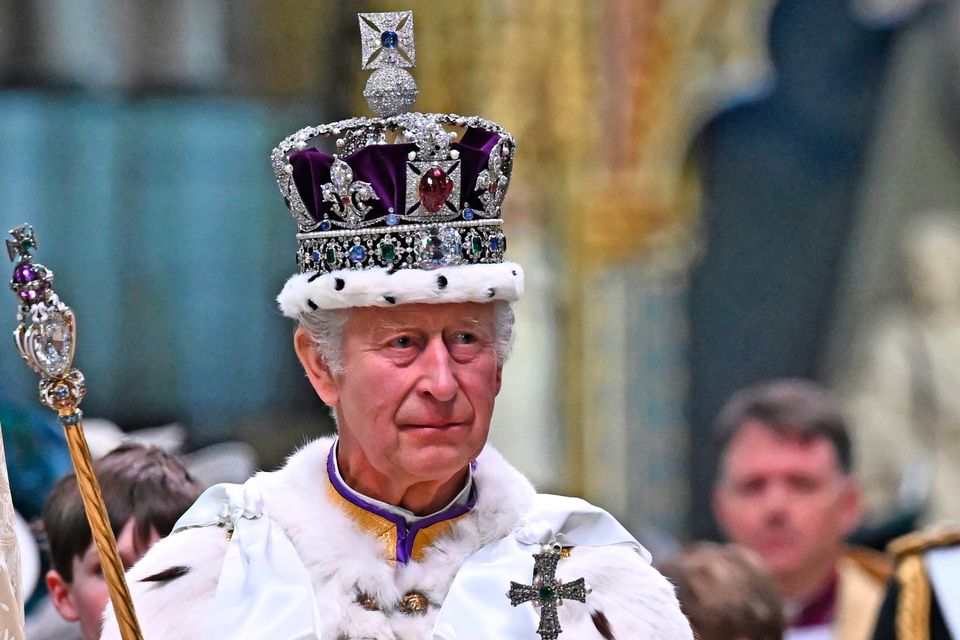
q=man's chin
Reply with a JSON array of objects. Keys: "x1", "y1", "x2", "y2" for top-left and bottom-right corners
[
  {"x1": 399, "y1": 447, "x2": 475, "y2": 480},
  {"x1": 756, "y1": 550, "x2": 807, "y2": 577}
]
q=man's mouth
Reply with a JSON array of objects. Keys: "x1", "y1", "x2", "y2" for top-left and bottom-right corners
[
  {"x1": 757, "y1": 531, "x2": 796, "y2": 549},
  {"x1": 401, "y1": 421, "x2": 465, "y2": 430}
]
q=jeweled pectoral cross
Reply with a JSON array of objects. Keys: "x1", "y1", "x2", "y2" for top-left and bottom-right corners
[{"x1": 507, "y1": 547, "x2": 587, "y2": 640}]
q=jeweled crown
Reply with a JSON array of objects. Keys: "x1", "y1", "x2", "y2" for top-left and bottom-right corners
[{"x1": 271, "y1": 11, "x2": 515, "y2": 276}]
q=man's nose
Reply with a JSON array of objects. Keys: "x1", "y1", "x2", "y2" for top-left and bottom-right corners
[
  {"x1": 760, "y1": 483, "x2": 790, "y2": 515},
  {"x1": 417, "y1": 337, "x2": 458, "y2": 402}
]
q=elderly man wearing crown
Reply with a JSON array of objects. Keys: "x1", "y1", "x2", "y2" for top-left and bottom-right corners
[{"x1": 101, "y1": 12, "x2": 690, "y2": 640}]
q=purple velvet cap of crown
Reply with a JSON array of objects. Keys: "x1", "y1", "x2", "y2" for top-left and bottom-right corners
[{"x1": 290, "y1": 127, "x2": 501, "y2": 224}]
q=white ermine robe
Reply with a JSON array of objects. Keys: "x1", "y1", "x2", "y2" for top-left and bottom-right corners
[{"x1": 101, "y1": 437, "x2": 691, "y2": 639}]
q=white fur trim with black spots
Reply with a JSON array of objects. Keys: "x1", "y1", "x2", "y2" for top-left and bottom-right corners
[{"x1": 277, "y1": 261, "x2": 524, "y2": 315}]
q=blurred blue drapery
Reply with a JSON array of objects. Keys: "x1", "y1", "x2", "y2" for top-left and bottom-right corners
[{"x1": 0, "y1": 92, "x2": 317, "y2": 438}]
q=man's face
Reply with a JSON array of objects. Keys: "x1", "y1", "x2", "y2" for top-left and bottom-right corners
[
  {"x1": 300, "y1": 302, "x2": 501, "y2": 498},
  {"x1": 713, "y1": 421, "x2": 861, "y2": 586},
  {"x1": 47, "y1": 518, "x2": 159, "y2": 640}
]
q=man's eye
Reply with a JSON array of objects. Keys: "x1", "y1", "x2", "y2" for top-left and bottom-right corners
[
  {"x1": 454, "y1": 332, "x2": 477, "y2": 344},
  {"x1": 788, "y1": 476, "x2": 819, "y2": 493},
  {"x1": 736, "y1": 479, "x2": 765, "y2": 496},
  {"x1": 389, "y1": 336, "x2": 414, "y2": 348}
]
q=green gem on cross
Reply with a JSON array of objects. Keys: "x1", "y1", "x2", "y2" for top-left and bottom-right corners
[{"x1": 538, "y1": 585, "x2": 556, "y2": 602}]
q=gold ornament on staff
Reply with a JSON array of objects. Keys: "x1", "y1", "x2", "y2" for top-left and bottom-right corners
[{"x1": 6, "y1": 224, "x2": 144, "y2": 640}]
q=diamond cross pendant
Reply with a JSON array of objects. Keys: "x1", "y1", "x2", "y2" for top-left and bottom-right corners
[{"x1": 507, "y1": 547, "x2": 587, "y2": 640}]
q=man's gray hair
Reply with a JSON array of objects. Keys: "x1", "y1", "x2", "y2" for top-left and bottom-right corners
[{"x1": 298, "y1": 301, "x2": 516, "y2": 375}]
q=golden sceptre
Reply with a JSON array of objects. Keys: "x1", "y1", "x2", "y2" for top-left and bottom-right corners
[{"x1": 6, "y1": 224, "x2": 144, "y2": 640}]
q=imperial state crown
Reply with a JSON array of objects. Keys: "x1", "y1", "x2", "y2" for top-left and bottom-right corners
[{"x1": 274, "y1": 11, "x2": 523, "y2": 315}]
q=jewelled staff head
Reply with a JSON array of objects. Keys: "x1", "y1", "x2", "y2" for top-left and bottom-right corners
[
  {"x1": 7, "y1": 224, "x2": 85, "y2": 415},
  {"x1": 273, "y1": 11, "x2": 523, "y2": 315}
]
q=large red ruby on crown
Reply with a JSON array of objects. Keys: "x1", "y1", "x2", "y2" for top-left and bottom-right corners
[{"x1": 418, "y1": 167, "x2": 453, "y2": 213}]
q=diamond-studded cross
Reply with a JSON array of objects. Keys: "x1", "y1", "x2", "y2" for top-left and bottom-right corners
[
  {"x1": 507, "y1": 547, "x2": 587, "y2": 640},
  {"x1": 6, "y1": 224, "x2": 36, "y2": 262},
  {"x1": 359, "y1": 11, "x2": 415, "y2": 69}
]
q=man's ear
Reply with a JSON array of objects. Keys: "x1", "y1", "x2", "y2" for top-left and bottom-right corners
[
  {"x1": 839, "y1": 478, "x2": 864, "y2": 537},
  {"x1": 712, "y1": 486, "x2": 730, "y2": 538},
  {"x1": 46, "y1": 569, "x2": 80, "y2": 622},
  {"x1": 294, "y1": 327, "x2": 340, "y2": 406}
]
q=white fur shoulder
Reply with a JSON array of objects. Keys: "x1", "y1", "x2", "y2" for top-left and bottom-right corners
[
  {"x1": 558, "y1": 545, "x2": 692, "y2": 639},
  {"x1": 99, "y1": 524, "x2": 228, "y2": 640}
]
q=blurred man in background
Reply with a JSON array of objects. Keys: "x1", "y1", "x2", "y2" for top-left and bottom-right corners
[{"x1": 712, "y1": 379, "x2": 891, "y2": 640}]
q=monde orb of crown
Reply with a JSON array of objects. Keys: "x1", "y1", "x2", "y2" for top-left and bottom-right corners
[{"x1": 364, "y1": 67, "x2": 419, "y2": 118}]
